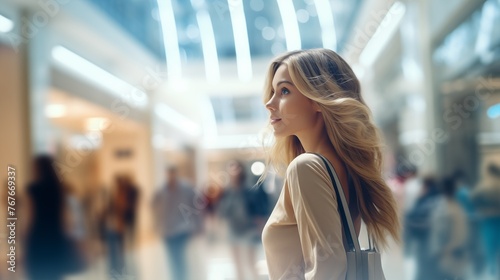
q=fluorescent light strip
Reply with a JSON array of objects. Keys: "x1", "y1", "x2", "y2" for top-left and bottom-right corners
[
  {"x1": 277, "y1": 0, "x2": 301, "y2": 51},
  {"x1": 155, "y1": 103, "x2": 201, "y2": 136},
  {"x1": 0, "y1": 14, "x2": 14, "y2": 33},
  {"x1": 314, "y1": 0, "x2": 337, "y2": 50},
  {"x1": 157, "y1": 0, "x2": 182, "y2": 79},
  {"x1": 196, "y1": 10, "x2": 220, "y2": 83},
  {"x1": 45, "y1": 104, "x2": 66, "y2": 118},
  {"x1": 359, "y1": 2, "x2": 406, "y2": 66},
  {"x1": 52, "y1": 46, "x2": 147, "y2": 108},
  {"x1": 228, "y1": 0, "x2": 253, "y2": 82}
]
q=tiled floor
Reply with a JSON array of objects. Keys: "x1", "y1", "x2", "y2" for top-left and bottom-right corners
[
  {"x1": 66, "y1": 231, "x2": 498, "y2": 280},
  {"x1": 64, "y1": 218, "x2": 494, "y2": 280},
  {"x1": 66, "y1": 222, "x2": 410, "y2": 280}
]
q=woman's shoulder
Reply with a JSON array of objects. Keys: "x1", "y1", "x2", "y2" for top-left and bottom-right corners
[
  {"x1": 289, "y1": 153, "x2": 323, "y2": 167},
  {"x1": 286, "y1": 153, "x2": 326, "y2": 177}
]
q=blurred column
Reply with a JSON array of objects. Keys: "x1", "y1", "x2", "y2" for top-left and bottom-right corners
[
  {"x1": 22, "y1": 8, "x2": 54, "y2": 154},
  {"x1": 401, "y1": 0, "x2": 445, "y2": 174},
  {"x1": 0, "y1": 8, "x2": 33, "y2": 280}
]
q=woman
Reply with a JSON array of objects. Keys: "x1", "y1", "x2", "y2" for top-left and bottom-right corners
[
  {"x1": 25, "y1": 155, "x2": 75, "y2": 280},
  {"x1": 105, "y1": 175, "x2": 140, "y2": 275},
  {"x1": 261, "y1": 49, "x2": 400, "y2": 279}
]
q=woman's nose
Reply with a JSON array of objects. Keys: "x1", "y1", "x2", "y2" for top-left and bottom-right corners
[{"x1": 265, "y1": 95, "x2": 276, "y2": 111}]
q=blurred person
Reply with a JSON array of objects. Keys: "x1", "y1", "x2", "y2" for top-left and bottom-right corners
[
  {"x1": 63, "y1": 183, "x2": 90, "y2": 272},
  {"x1": 260, "y1": 49, "x2": 400, "y2": 279},
  {"x1": 153, "y1": 166, "x2": 201, "y2": 280},
  {"x1": 429, "y1": 177, "x2": 469, "y2": 280},
  {"x1": 65, "y1": 184, "x2": 87, "y2": 246},
  {"x1": 402, "y1": 166, "x2": 420, "y2": 213},
  {"x1": 105, "y1": 174, "x2": 140, "y2": 276},
  {"x1": 247, "y1": 181, "x2": 272, "y2": 242},
  {"x1": 472, "y1": 163, "x2": 500, "y2": 278},
  {"x1": 454, "y1": 169, "x2": 484, "y2": 275},
  {"x1": 82, "y1": 182, "x2": 109, "y2": 259},
  {"x1": 388, "y1": 160, "x2": 418, "y2": 213},
  {"x1": 454, "y1": 170, "x2": 475, "y2": 220},
  {"x1": 203, "y1": 181, "x2": 223, "y2": 243},
  {"x1": 24, "y1": 155, "x2": 85, "y2": 280},
  {"x1": 404, "y1": 176, "x2": 440, "y2": 280},
  {"x1": 217, "y1": 160, "x2": 270, "y2": 280}
]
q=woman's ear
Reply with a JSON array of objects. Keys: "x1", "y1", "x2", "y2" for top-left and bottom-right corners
[{"x1": 312, "y1": 102, "x2": 321, "y2": 112}]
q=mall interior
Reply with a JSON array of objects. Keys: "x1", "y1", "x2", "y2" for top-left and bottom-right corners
[{"x1": 0, "y1": 0, "x2": 499, "y2": 279}]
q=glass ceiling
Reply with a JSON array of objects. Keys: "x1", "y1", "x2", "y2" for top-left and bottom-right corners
[{"x1": 87, "y1": 0, "x2": 363, "y2": 62}]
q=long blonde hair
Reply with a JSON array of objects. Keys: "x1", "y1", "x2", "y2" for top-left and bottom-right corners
[{"x1": 262, "y1": 49, "x2": 400, "y2": 248}]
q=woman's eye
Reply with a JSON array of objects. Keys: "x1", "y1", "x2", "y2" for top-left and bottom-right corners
[{"x1": 281, "y1": 88, "x2": 290, "y2": 95}]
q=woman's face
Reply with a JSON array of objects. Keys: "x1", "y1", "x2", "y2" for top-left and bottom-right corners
[{"x1": 265, "y1": 65, "x2": 320, "y2": 138}]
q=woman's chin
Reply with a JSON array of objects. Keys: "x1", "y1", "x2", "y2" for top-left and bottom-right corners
[{"x1": 272, "y1": 130, "x2": 288, "y2": 138}]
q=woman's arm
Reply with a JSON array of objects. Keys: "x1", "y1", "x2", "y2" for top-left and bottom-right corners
[{"x1": 287, "y1": 154, "x2": 347, "y2": 280}]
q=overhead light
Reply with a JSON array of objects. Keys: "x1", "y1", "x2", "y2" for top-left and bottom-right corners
[
  {"x1": 228, "y1": 0, "x2": 253, "y2": 82},
  {"x1": 277, "y1": 0, "x2": 301, "y2": 51},
  {"x1": 157, "y1": 0, "x2": 182, "y2": 80},
  {"x1": 155, "y1": 103, "x2": 201, "y2": 137},
  {"x1": 168, "y1": 78, "x2": 189, "y2": 92},
  {"x1": 52, "y1": 46, "x2": 148, "y2": 108},
  {"x1": 45, "y1": 104, "x2": 66, "y2": 118},
  {"x1": 262, "y1": 27, "x2": 276, "y2": 41},
  {"x1": 86, "y1": 117, "x2": 110, "y2": 131},
  {"x1": 0, "y1": 14, "x2": 14, "y2": 33},
  {"x1": 314, "y1": 0, "x2": 337, "y2": 50},
  {"x1": 196, "y1": 10, "x2": 220, "y2": 84},
  {"x1": 251, "y1": 161, "x2": 265, "y2": 176},
  {"x1": 296, "y1": 9, "x2": 310, "y2": 23},
  {"x1": 360, "y1": 2, "x2": 406, "y2": 66}
]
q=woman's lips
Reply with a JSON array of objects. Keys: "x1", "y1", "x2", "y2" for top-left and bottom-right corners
[{"x1": 270, "y1": 118, "x2": 282, "y2": 124}]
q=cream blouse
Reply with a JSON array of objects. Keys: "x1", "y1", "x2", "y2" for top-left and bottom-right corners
[{"x1": 262, "y1": 153, "x2": 347, "y2": 280}]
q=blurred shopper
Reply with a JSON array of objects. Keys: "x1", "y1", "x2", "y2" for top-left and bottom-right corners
[
  {"x1": 217, "y1": 160, "x2": 270, "y2": 280},
  {"x1": 203, "y1": 181, "x2": 223, "y2": 242},
  {"x1": 105, "y1": 174, "x2": 140, "y2": 276},
  {"x1": 388, "y1": 160, "x2": 418, "y2": 213},
  {"x1": 405, "y1": 176, "x2": 440, "y2": 280},
  {"x1": 24, "y1": 155, "x2": 85, "y2": 280},
  {"x1": 429, "y1": 177, "x2": 469, "y2": 280},
  {"x1": 65, "y1": 184, "x2": 87, "y2": 247},
  {"x1": 153, "y1": 166, "x2": 201, "y2": 280},
  {"x1": 472, "y1": 163, "x2": 500, "y2": 278},
  {"x1": 260, "y1": 49, "x2": 400, "y2": 279},
  {"x1": 454, "y1": 169, "x2": 484, "y2": 275}
]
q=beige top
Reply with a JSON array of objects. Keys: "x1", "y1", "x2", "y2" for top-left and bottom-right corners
[{"x1": 262, "y1": 153, "x2": 347, "y2": 280}]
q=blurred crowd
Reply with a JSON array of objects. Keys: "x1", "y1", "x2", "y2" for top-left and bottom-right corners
[
  {"x1": 8, "y1": 155, "x2": 272, "y2": 280},
  {"x1": 391, "y1": 161, "x2": 500, "y2": 280},
  {"x1": 2, "y1": 153, "x2": 499, "y2": 280}
]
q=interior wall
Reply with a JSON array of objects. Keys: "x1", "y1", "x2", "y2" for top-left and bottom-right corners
[{"x1": 0, "y1": 44, "x2": 30, "y2": 280}]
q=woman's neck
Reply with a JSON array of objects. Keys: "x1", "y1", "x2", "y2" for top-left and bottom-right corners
[{"x1": 297, "y1": 129, "x2": 334, "y2": 156}]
